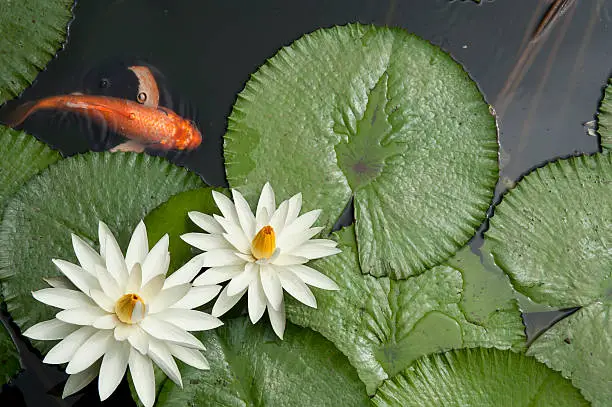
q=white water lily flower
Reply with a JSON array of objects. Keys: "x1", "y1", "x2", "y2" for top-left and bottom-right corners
[
  {"x1": 181, "y1": 183, "x2": 341, "y2": 339},
  {"x1": 24, "y1": 221, "x2": 223, "y2": 407}
]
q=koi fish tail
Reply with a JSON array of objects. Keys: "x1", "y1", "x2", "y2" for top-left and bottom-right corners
[{"x1": 4, "y1": 101, "x2": 39, "y2": 128}]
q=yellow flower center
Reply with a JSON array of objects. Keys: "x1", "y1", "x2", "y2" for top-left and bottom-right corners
[
  {"x1": 115, "y1": 293, "x2": 146, "y2": 324},
  {"x1": 251, "y1": 225, "x2": 276, "y2": 260}
]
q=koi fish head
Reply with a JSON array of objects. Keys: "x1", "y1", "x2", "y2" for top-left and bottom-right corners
[{"x1": 175, "y1": 118, "x2": 202, "y2": 150}]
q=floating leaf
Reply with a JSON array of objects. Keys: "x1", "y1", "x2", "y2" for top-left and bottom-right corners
[
  {"x1": 0, "y1": 153, "x2": 202, "y2": 352},
  {"x1": 224, "y1": 24, "x2": 498, "y2": 279},
  {"x1": 286, "y1": 225, "x2": 524, "y2": 394},
  {"x1": 597, "y1": 78, "x2": 612, "y2": 150},
  {"x1": 146, "y1": 317, "x2": 369, "y2": 407},
  {"x1": 0, "y1": 0, "x2": 73, "y2": 104},
  {"x1": 372, "y1": 348, "x2": 588, "y2": 406},
  {"x1": 144, "y1": 188, "x2": 226, "y2": 272},
  {"x1": 0, "y1": 320, "x2": 20, "y2": 385},
  {"x1": 485, "y1": 152, "x2": 611, "y2": 406}
]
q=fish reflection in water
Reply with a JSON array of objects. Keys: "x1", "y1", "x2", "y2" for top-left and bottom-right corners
[{"x1": 3, "y1": 65, "x2": 202, "y2": 153}]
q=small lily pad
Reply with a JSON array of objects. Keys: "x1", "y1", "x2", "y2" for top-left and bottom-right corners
[
  {"x1": 0, "y1": 320, "x2": 20, "y2": 385},
  {"x1": 485, "y1": 152, "x2": 612, "y2": 406},
  {"x1": 286, "y1": 225, "x2": 524, "y2": 394},
  {"x1": 372, "y1": 348, "x2": 589, "y2": 407},
  {"x1": 225, "y1": 24, "x2": 498, "y2": 279},
  {"x1": 149, "y1": 317, "x2": 369, "y2": 407},
  {"x1": 0, "y1": 152, "x2": 203, "y2": 352},
  {"x1": 597, "y1": 78, "x2": 612, "y2": 150},
  {"x1": 0, "y1": 0, "x2": 74, "y2": 104}
]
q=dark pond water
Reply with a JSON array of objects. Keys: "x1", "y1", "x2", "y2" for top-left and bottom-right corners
[{"x1": 0, "y1": 0, "x2": 610, "y2": 405}]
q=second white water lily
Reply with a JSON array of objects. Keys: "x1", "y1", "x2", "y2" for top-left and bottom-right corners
[
  {"x1": 24, "y1": 221, "x2": 223, "y2": 407},
  {"x1": 182, "y1": 183, "x2": 341, "y2": 339}
]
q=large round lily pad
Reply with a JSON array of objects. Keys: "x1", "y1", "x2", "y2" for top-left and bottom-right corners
[
  {"x1": 224, "y1": 24, "x2": 498, "y2": 279},
  {"x1": 485, "y1": 152, "x2": 612, "y2": 406},
  {"x1": 0, "y1": 320, "x2": 20, "y2": 385},
  {"x1": 145, "y1": 317, "x2": 369, "y2": 407},
  {"x1": 597, "y1": 78, "x2": 612, "y2": 150},
  {"x1": 0, "y1": 152, "x2": 202, "y2": 351},
  {"x1": 0, "y1": 0, "x2": 74, "y2": 105},
  {"x1": 286, "y1": 225, "x2": 524, "y2": 394},
  {"x1": 372, "y1": 348, "x2": 588, "y2": 406}
]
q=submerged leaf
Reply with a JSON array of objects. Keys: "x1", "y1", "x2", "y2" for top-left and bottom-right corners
[
  {"x1": 286, "y1": 226, "x2": 524, "y2": 394},
  {"x1": 0, "y1": 152, "x2": 202, "y2": 352},
  {"x1": 485, "y1": 152, "x2": 612, "y2": 406},
  {"x1": 148, "y1": 318, "x2": 369, "y2": 407},
  {"x1": 0, "y1": 0, "x2": 74, "y2": 104},
  {"x1": 225, "y1": 24, "x2": 498, "y2": 279},
  {"x1": 372, "y1": 348, "x2": 588, "y2": 406},
  {"x1": 597, "y1": 78, "x2": 612, "y2": 150},
  {"x1": 0, "y1": 320, "x2": 20, "y2": 385}
]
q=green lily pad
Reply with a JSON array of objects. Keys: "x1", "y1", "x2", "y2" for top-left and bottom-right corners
[
  {"x1": 372, "y1": 348, "x2": 589, "y2": 407},
  {"x1": 485, "y1": 152, "x2": 612, "y2": 406},
  {"x1": 597, "y1": 78, "x2": 612, "y2": 150},
  {"x1": 0, "y1": 152, "x2": 203, "y2": 352},
  {"x1": 0, "y1": 320, "x2": 20, "y2": 385},
  {"x1": 144, "y1": 188, "x2": 226, "y2": 272},
  {"x1": 224, "y1": 24, "x2": 498, "y2": 279},
  {"x1": 286, "y1": 225, "x2": 525, "y2": 394},
  {"x1": 0, "y1": 0, "x2": 74, "y2": 105},
  {"x1": 148, "y1": 317, "x2": 369, "y2": 407}
]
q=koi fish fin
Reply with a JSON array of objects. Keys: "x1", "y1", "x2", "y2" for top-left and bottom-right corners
[
  {"x1": 157, "y1": 106, "x2": 171, "y2": 116},
  {"x1": 3, "y1": 101, "x2": 38, "y2": 128},
  {"x1": 109, "y1": 140, "x2": 146, "y2": 153},
  {"x1": 128, "y1": 66, "x2": 160, "y2": 108}
]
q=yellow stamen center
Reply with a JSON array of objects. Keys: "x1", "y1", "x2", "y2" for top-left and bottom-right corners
[
  {"x1": 251, "y1": 225, "x2": 276, "y2": 260},
  {"x1": 115, "y1": 293, "x2": 146, "y2": 324}
]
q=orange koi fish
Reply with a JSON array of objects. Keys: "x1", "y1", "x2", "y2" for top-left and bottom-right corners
[{"x1": 5, "y1": 66, "x2": 201, "y2": 152}]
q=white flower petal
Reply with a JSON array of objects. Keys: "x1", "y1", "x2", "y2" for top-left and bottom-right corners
[
  {"x1": 284, "y1": 192, "x2": 303, "y2": 227},
  {"x1": 163, "y1": 254, "x2": 205, "y2": 289},
  {"x1": 44, "y1": 326, "x2": 96, "y2": 364},
  {"x1": 188, "y1": 211, "x2": 224, "y2": 234},
  {"x1": 278, "y1": 270, "x2": 317, "y2": 308},
  {"x1": 66, "y1": 330, "x2": 113, "y2": 374},
  {"x1": 23, "y1": 319, "x2": 77, "y2": 341},
  {"x1": 211, "y1": 285, "x2": 246, "y2": 317},
  {"x1": 148, "y1": 283, "x2": 191, "y2": 314},
  {"x1": 260, "y1": 266, "x2": 283, "y2": 311},
  {"x1": 141, "y1": 235, "x2": 170, "y2": 284},
  {"x1": 171, "y1": 285, "x2": 222, "y2": 309},
  {"x1": 200, "y1": 249, "x2": 245, "y2": 267},
  {"x1": 95, "y1": 264, "x2": 122, "y2": 301},
  {"x1": 56, "y1": 306, "x2": 109, "y2": 326},
  {"x1": 148, "y1": 339, "x2": 182, "y2": 387},
  {"x1": 232, "y1": 189, "x2": 256, "y2": 239},
  {"x1": 267, "y1": 298, "x2": 286, "y2": 340},
  {"x1": 155, "y1": 309, "x2": 223, "y2": 331},
  {"x1": 214, "y1": 215, "x2": 251, "y2": 252},
  {"x1": 125, "y1": 221, "x2": 149, "y2": 270},
  {"x1": 193, "y1": 265, "x2": 243, "y2": 286},
  {"x1": 256, "y1": 182, "x2": 275, "y2": 223},
  {"x1": 114, "y1": 323, "x2": 135, "y2": 341},
  {"x1": 140, "y1": 316, "x2": 205, "y2": 350},
  {"x1": 104, "y1": 232, "x2": 129, "y2": 287},
  {"x1": 279, "y1": 209, "x2": 321, "y2": 241},
  {"x1": 276, "y1": 226, "x2": 323, "y2": 252},
  {"x1": 43, "y1": 276, "x2": 76, "y2": 289},
  {"x1": 212, "y1": 190, "x2": 238, "y2": 223},
  {"x1": 226, "y1": 263, "x2": 257, "y2": 296},
  {"x1": 139, "y1": 274, "x2": 165, "y2": 303},
  {"x1": 128, "y1": 347, "x2": 155, "y2": 407},
  {"x1": 269, "y1": 200, "x2": 289, "y2": 235},
  {"x1": 290, "y1": 241, "x2": 341, "y2": 260},
  {"x1": 247, "y1": 277, "x2": 266, "y2": 324},
  {"x1": 71, "y1": 234, "x2": 104, "y2": 276},
  {"x1": 52, "y1": 259, "x2": 100, "y2": 295},
  {"x1": 128, "y1": 325, "x2": 150, "y2": 355},
  {"x1": 126, "y1": 263, "x2": 143, "y2": 293},
  {"x1": 93, "y1": 314, "x2": 120, "y2": 330},
  {"x1": 271, "y1": 253, "x2": 309, "y2": 266},
  {"x1": 98, "y1": 340, "x2": 130, "y2": 400},
  {"x1": 255, "y1": 207, "x2": 270, "y2": 231},
  {"x1": 89, "y1": 289, "x2": 115, "y2": 313},
  {"x1": 181, "y1": 233, "x2": 230, "y2": 251},
  {"x1": 98, "y1": 221, "x2": 113, "y2": 259},
  {"x1": 62, "y1": 360, "x2": 101, "y2": 399},
  {"x1": 167, "y1": 343, "x2": 209, "y2": 370},
  {"x1": 32, "y1": 288, "x2": 93, "y2": 309},
  {"x1": 289, "y1": 265, "x2": 340, "y2": 290}
]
